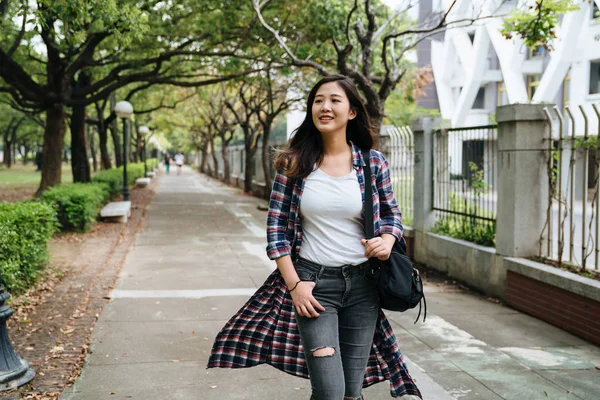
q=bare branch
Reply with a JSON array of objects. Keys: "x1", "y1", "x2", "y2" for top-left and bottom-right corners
[
  {"x1": 346, "y1": 0, "x2": 359, "y2": 44},
  {"x1": 7, "y1": 1, "x2": 27, "y2": 58},
  {"x1": 253, "y1": 0, "x2": 331, "y2": 75}
]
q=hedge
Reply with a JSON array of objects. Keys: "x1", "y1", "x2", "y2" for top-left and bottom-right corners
[
  {"x1": 0, "y1": 202, "x2": 58, "y2": 293},
  {"x1": 91, "y1": 162, "x2": 148, "y2": 198},
  {"x1": 147, "y1": 158, "x2": 158, "y2": 170},
  {"x1": 41, "y1": 183, "x2": 110, "y2": 232}
]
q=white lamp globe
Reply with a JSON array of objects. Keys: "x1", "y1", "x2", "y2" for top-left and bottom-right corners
[
  {"x1": 139, "y1": 126, "x2": 150, "y2": 136},
  {"x1": 114, "y1": 101, "x2": 134, "y2": 119}
]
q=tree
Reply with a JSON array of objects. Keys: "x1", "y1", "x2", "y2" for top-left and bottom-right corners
[
  {"x1": 194, "y1": 85, "x2": 239, "y2": 184},
  {"x1": 248, "y1": 67, "x2": 304, "y2": 190},
  {"x1": 501, "y1": 0, "x2": 581, "y2": 50},
  {"x1": 254, "y1": 0, "x2": 583, "y2": 135},
  {"x1": 1, "y1": 0, "x2": 264, "y2": 194},
  {"x1": 225, "y1": 82, "x2": 263, "y2": 193}
]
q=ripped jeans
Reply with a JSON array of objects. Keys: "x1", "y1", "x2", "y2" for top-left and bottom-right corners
[{"x1": 294, "y1": 257, "x2": 379, "y2": 400}]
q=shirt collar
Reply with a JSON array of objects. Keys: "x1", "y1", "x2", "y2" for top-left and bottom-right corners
[{"x1": 350, "y1": 141, "x2": 366, "y2": 168}]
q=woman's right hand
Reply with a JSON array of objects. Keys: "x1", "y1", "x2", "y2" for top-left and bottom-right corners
[{"x1": 290, "y1": 281, "x2": 326, "y2": 318}]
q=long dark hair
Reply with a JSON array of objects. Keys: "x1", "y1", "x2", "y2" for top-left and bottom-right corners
[{"x1": 273, "y1": 74, "x2": 375, "y2": 178}]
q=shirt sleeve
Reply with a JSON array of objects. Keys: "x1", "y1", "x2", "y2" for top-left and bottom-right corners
[
  {"x1": 266, "y1": 170, "x2": 294, "y2": 260},
  {"x1": 376, "y1": 152, "x2": 404, "y2": 241}
]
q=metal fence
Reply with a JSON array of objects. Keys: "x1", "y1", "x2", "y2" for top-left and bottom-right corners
[
  {"x1": 385, "y1": 126, "x2": 414, "y2": 226},
  {"x1": 542, "y1": 104, "x2": 600, "y2": 270},
  {"x1": 432, "y1": 125, "x2": 498, "y2": 235}
]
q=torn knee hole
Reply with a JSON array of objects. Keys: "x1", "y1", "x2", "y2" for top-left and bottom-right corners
[
  {"x1": 344, "y1": 397, "x2": 362, "y2": 400},
  {"x1": 311, "y1": 346, "x2": 336, "y2": 357}
]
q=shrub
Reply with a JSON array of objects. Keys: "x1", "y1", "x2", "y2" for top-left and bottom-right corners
[
  {"x1": 431, "y1": 218, "x2": 496, "y2": 247},
  {"x1": 146, "y1": 158, "x2": 158, "y2": 170},
  {"x1": 92, "y1": 163, "x2": 149, "y2": 198},
  {"x1": 41, "y1": 183, "x2": 109, "y2": 232},
  {"x1": 127, "y1": 163, "x2": 145, "y2": 183},
  {"x1": 0, "y1": 201, "x2": 58, "y2": 293}
]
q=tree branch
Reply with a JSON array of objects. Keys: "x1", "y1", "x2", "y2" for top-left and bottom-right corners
[{"x1": 253, "y1": 0, "x2": 331, "y2": 75}]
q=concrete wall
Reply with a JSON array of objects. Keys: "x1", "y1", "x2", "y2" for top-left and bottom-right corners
[{"x1": 411, "y1": 105, "x2": 550, "y2": 300}]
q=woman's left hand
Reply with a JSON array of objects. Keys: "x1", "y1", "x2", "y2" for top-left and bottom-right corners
[{"x1": 361, "y1": 235, "x2": 395, "y2": 260}]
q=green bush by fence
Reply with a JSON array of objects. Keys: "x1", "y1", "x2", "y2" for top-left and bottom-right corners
[
  {"x1": 0, "y1": 202, "x2": 58, "y2": 293},
  {"x1": 41, "y1": 183, "x2": 110, "y2": 232}
]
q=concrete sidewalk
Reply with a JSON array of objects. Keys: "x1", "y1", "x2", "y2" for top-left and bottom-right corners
[{"x1": 63, "y1": 167, "x2": 600, "y2": 400}]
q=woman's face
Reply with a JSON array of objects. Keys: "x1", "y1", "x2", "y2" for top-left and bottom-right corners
[{"x1": 311, "y1": 82, "x2": 356, "y2": 136}]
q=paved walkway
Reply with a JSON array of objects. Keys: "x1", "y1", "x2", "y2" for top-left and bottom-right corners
[{"x1": 63, "y1": 167, "x2": 600, "y2": 400}]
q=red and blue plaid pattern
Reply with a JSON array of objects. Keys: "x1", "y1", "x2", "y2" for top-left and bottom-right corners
[
  {"x1": 208, "y1": 145, "x2": 421, "y2": 398},
  {"x1": 266, "y1": 144, "x2": 403, "y2": 260},
  {"x1": 207, "y1": 271, "x2": 422, "y2": 398}
]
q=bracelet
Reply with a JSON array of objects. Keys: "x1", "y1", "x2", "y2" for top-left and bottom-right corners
[{"x1": 288, "y1": 280, "x2": 303, "y2": 293}]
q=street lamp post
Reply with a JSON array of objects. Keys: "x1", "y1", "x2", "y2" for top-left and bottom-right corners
[
  {"x1": 139, "y1": 126, "x2": 150, "y2": 177},
  {"x1": 114, "y1": 101, "x2": 133, "y2": 201},
  {"x1": 0, "y1": 277, "x2": 35, "y2": 391}
]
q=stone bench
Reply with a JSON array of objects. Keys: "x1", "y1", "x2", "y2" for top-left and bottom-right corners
[
  {"x1": 146, "y1": 171, "x2": 156, "y2": 178},
  {"x1": 100, "y1": 201, "x2": 131, "y2": 223},
  {"x1": 136, "y1": 178, "x2": 151, "y2": 188}
]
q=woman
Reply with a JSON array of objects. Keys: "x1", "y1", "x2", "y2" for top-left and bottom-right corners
[{"x1": 208, "y1": 75, "x2": 421, "y2": 399}]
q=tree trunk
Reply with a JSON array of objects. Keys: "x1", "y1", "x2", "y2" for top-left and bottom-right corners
[
  {"x1": 37, "y1": 105, "x2": 66, "y2": 196},
  {"x1": 200, "y1": 144, "x2": 209, "y2": 174},
  {"x1": 98, "y1": 127, "x2": 111, "y2": 169},
  {"x1": 244, "y1": 145, "x2": 255, "y2": 194},
  {"x1": 22, "y1": 145, "x2": 30, "y2": 165},
  {"x1": 95, "y1": 102, "x2": 112, "y2": 169},
  {"x1": 221, "y1": 141, "x2": 231, "y2": 184},
  {"x1": 109, "y1": 93, "x2": 122, "y2": 167},
  {"x1": 3, "y1": 138, "x2": 12, "y2": 168},
  {"x1": 262, "y1": 127, "x2": 273, "y2": 196},
  {"x1": 89, "y1": 125, "x2": 98, "y2": 172},
  {"x1": 70, "y1": 100, "x2": 91, "y2": 182},
  {"x1": 209, "y1": 138, "x2": 219, "y2": 178}
]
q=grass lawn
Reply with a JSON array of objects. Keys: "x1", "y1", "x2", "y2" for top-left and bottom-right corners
[
  {"x1": 0, "y1": 163, "x2": 73, "y2": 202},
  {"x1": 0, "y1": 164, "x2": 73, "y2": 185}
]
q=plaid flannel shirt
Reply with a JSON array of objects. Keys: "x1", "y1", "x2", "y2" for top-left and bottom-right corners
[
  {"x1": 266, "y1": 143, "x2": 403, "y2": 260},
  {"x1": 208, "y1": 144, "x2": 421, "y2": 398}
]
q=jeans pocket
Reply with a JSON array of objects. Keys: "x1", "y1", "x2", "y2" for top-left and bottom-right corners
[{"x1": 294, "y1": 264, "x2": 318, "y2": 284}]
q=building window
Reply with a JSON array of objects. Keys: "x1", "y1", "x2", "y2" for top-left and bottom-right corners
[
  {"x1": 497, "y1": 82, "x2": 508, "y2": 106},
  {"x1": 592, "y1": 2, "x2": 600, "y2": 21},
  {"x1": 563, "y1": 71, "x2": 570, "y2": 110},
  {"x1": 473, "y1": 87, "x2": 485, "y2": 109},
  {"x1": 468, "y1": 32, "x2": 475, "y2": 43},
  {"x1": 527, "y1": 74, "x2": 541, "y2": 100},
  {"x1": 591, "y1": 60, "x2": 600, "y2": 95},
  {"x1": 528, "y1": 46, "x2": 546, "y2": 59}
]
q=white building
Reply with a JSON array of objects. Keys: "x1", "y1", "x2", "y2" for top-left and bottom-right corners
[{"x1": 421, "y1": 0, "x2": 600, "y2": 129}]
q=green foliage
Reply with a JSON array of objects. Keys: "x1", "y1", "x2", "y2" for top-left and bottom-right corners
[
  {"x1": 469, "y1": 162, "x2": 488, "y2": 197},
  {"x1": 146, "y1": 158, "x2": 158, "y2": 170},
  {"x1": 430, "y1": 189, "x2": 496, "y2": 247},
  {"x1": 0, "y1": 201, "x2": 58, "y2": 293},
  {"x1": 501, "y1": 0, "x2": 580, "y2": 50},
  {"x1": 92, "y1": 169, "x2": 124, "y2": 198},
  {"x1": 431, "y1": 218, "x2": 496, "y2": 247},
  {"x1": 91, "y1": 162, "x2": 147, "y2": 198},
  {"x1": 41, "y1": 183, "x2": 109, "y2": 232}
]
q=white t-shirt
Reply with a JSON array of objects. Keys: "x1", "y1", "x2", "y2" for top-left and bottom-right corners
[
  {"x1": 174, "y1": 154, "x2": 184, "y2": 165},
  {"x1": 298, "y1": 167, "x2": 368, "y2": 267}
]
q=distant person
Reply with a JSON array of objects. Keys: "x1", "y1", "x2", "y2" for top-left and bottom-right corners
[
  {"x1": 174, "y1": 152, "x2": 184, "y2": 175},
  {"x1": 35, "y1": 151, "x2": 43, "y2": 171},
  {"x1": 164, "y1": 153, "x2": 171, "y2": 174}
]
